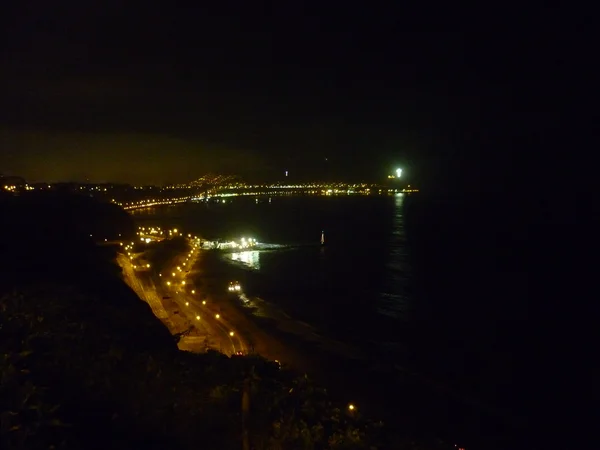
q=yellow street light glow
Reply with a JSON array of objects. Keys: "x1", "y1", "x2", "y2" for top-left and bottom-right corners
[
  {"x1": 191, "y1": 290, "x2": 195, "y2": 294},
  {"x1": 146, "y1": 263, "x2": 150, "y2": 268},
  {"x1": 159, "y1": 273, "x2": 162, "y2": 276},
  {"x1": 173, "y1": 228, "x2": 178, "y2": 233},
  {"x1": 202, "y1": 300, "x2": 206, "y2": 305},
  {"x1": 196, "y1": 315, "x2": 200, "y2": 320},
  {"x1": 185, "y1": 302, "x2": 189, "y2": 306},
  {"x1": 177, "y1": 266, "x2": 181, "y2": 270},
  {"x1": 172, "y1": 273, "x2": 176, "y2": 277},
  {"x1": 166, "y1": 281, "x2": 171, "y2": 286},
  {"x1": 229, "y1": 331, "x2": 234, "y2": 336},
  {"x1": 181, "y1": 281, "x2": 186, "y2": 285},
  {"x1": 348, "y1": 404, "x2": 355, "y2": 411},
  {"x1": 215, "y1": 314, "x2": 220, "y2": 319}
]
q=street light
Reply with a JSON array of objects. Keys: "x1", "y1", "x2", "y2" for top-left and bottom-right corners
[
  {"x1": 215, "y1": 314, "x2": 220, "y2": 319},
  {"x1": 229, "y1": 331, "x2": 234, "y2": 336},
  {"x1": 395, "y1": 168, "x2": 402, "y2": 178},
  {"x1": 196, "y1": 315, "x2": 200, "y2": 320},
  {"x1": 185, "y1": 302, "x2": 189, "y2": 306},
  {"x1": 348, "y1": 404, "x2": 356, "y2": 411}
]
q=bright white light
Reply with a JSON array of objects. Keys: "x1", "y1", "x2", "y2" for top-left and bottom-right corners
[{"x1": 396, "y1": 168, "x2": 402, "y2": 178}]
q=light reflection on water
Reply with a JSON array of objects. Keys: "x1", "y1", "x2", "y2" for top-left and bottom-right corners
[{"x1": 230, "y1": 250, "x2": 261, "y2": 269}]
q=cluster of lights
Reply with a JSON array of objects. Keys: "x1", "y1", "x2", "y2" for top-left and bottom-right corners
[
  {"x1": 119, "y1": 197, "x2": 191, "y2": 210},
  {"x1": 2, "y1": 184, "x2": 36, "y2": 192},
  {"x1": 84, "y1": 177, "x2": 417, "y2": 210},
  {"x1": 234, "y1": 237, "x2": 256, "y2": 249},
  {"x1": 155, "y1": 233, "x2": 239, "y2": 346},
  {"x1": 228, "y1": 281, "x2": 242, "y2": 292},
  {"x1": 126, "y1": 226, "x2": 187, "y2": 270},
  {"x1": 401, "y1": 185, "x2": 419, "y2": 193},
  {"x1": 135, "y1": 226, "x2": 186, "y2": 243}
]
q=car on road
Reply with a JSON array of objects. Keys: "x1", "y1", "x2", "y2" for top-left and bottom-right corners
[{"x1": 228, "y1": 281, "x2": 241, "y2": 292}]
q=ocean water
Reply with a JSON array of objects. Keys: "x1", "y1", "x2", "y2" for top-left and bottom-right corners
[{"x1": 132, "y1": 195, "x2": 412, "y2": 354}]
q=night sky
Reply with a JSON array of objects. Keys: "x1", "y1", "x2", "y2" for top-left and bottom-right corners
[{"x1": 1, "y1": 2, "x2": 569, "y2": 188}]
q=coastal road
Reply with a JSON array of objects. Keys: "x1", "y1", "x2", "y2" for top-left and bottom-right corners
[
  {"x1": 118, "y1": 237, "x2": 247, "y2": 356},
  {"x1": 118, "y1": 253, "x2": 170, "y2": 323},
  {"x1": 160, "y1": 249, "x2": 248, "y2": 355}
]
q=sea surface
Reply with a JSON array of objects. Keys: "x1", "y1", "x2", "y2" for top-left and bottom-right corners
[{"x1": 132, "y1": 195, "x2": 412, "y2": 354}]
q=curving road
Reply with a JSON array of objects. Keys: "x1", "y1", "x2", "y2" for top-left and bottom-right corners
[{"x1": 118, "y1": 237, "x2": 247, "y2": 356}]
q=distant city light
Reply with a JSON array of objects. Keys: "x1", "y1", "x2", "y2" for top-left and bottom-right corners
[{"x1": 396, "y1": 168, "x2": 402, "y2": 178}]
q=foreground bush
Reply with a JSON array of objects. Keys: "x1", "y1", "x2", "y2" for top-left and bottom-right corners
[{"x1": 0, "y1": 284, "x2": 396, "y2": 450}]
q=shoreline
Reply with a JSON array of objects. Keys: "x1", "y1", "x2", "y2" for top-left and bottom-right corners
[
  {"x1": 124, "y1": 225, "x2": 524, "y2": 449},
  {"x1": 190, "y1": 249, "x2": 524, "y2": 450}
]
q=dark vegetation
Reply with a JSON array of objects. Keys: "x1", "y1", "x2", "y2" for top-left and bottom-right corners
[{"x1": 1, "y1": 192, "x2": 454, "y2": 449}]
